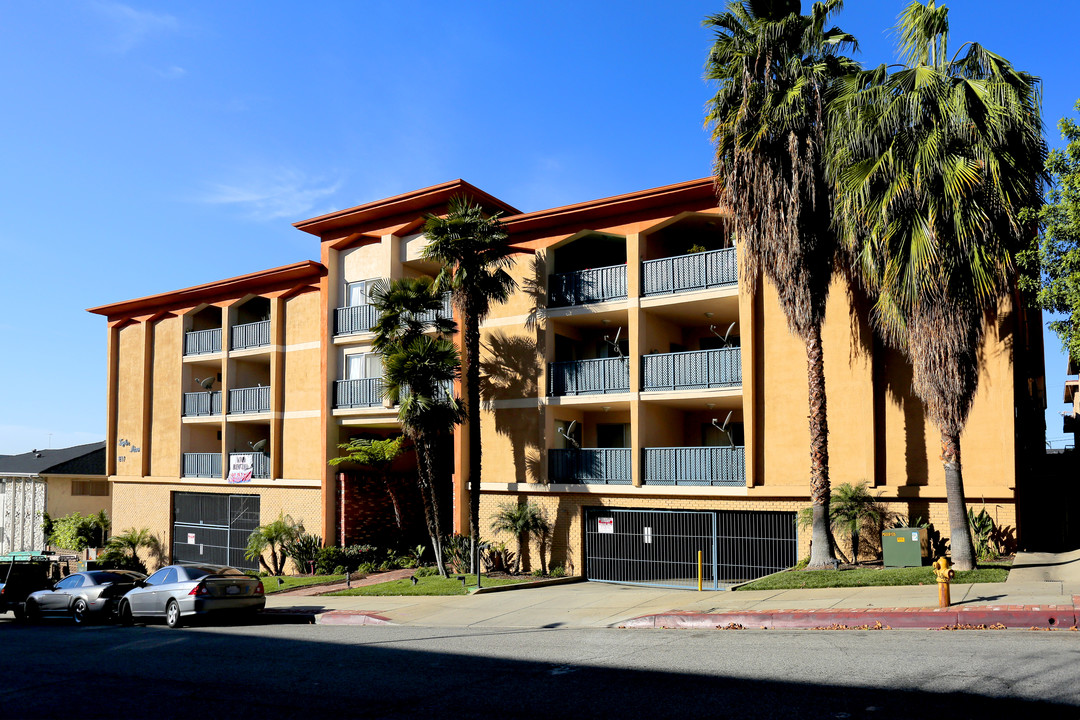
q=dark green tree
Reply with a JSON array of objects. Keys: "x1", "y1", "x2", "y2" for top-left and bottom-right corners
[
  {"x1": 705, "y1": 0, "x2": 858, "y2": 568},
  {"x1": 1019, "y1": 99, "x2": 1080, "y2": 366},
  {"x1": 330, "y1": 436, "x2": 407, "y2": 528},
  {"x1": 422, "y1": 197, "x2": 517, "y2": 573},
  {"x1": 828, "y1": 0, "x2": 1046, "y2": 570}
]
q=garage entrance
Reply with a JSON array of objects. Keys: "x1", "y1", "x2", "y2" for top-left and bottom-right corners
[
  {"x1": 584, "y1": 507, "x2": 797, "y2": 589},
  {"x1": 172, "y1": 493, "x2": 261, "y2": 570}
]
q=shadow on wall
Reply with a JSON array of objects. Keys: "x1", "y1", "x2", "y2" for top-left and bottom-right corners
[{"x1": 480, "y1": 331, "x2": 542, "y2": 485}]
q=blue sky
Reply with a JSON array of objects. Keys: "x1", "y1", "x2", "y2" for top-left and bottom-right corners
[{"x1": 0, "y1": 1, "x2": 1077, "y2": 454}]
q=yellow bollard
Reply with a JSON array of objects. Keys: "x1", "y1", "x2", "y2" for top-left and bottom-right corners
[
  {"x1": 933, "y1": 556, "x2": 955, "y2": 607},
  {"x1": 698, "y1": 550, "x2": 703, "y2": 591}
]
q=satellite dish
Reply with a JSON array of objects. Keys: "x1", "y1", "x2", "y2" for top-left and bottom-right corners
[
  {"x1": 195, "y1": 377, "x2": 215, "y2": 390},
  {"x1": 249, "y1": 439, "x2": 268, "y2": 453},
  {"x1": 709, "y1": 322, "x2": 736, "y2": 347},
  {"x1": 602, "y1": 327, "x2": 624, "y2": 358},
  {"x1": 557, "y1": 420, "x2": 580, "y2": 449},
  {"x1": 711, "y1": 411, "x2": 735, "y2": 448}
]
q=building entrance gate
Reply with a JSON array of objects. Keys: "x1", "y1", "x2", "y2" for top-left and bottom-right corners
[
  {"x1": 172, "y1": 492, "x2": 260, "y2": 570},
  {"x1": 584, "y1": 507, "x2": 797, "y2": 589}
]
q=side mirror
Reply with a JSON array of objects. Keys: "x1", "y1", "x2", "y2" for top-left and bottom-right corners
[{"x1": 134, "y1": 579, "x2": 146, "y2": 588}]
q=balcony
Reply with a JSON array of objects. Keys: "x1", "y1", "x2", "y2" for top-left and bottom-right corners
[
  {"x1": 642, "y1": 247, "x2": 737, "y2": 296},
  {"x1": 184, "y1": 328, "x2": 222, "y2": 356},
  {"x1": 231, "y1": 320, "x2": 271, "y2": 350},
  {"x1": 228, "y1": 386, "x2": 271, "y2": 414},
  {"x1": 548, "y1": 264, "x2": 627, "y2": 308},
  {"x1": 643, "y1": 446, "x2": 745, "y2": 486},
  {"x1": 182, "y1": 452, "x2": 222, "y2": 479},
  {"x1": 642, "y1": 347, "x2": 741, "y2": 391},
  {"x1": 335, "y1": 304, "x2": 378, "y2": 337},
  {"x1": 183, "y1": 391, "x2": 222, "y2": 417},
  {"x1": 548, "y1": 448, "x2": 631, "y2": 485},
  {"x1": 549, "y1": 357, "x2": 630, "y2": 397},
  {"x1": 335, "y1": 378, "x2": 384, "y2": 408},
  {"x1": 229, "y1": 451, "x2": 270, "y2": 479}
]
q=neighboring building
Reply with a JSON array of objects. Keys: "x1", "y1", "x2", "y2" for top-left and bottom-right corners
[
  {"x1": 0, "y1": 442, "x2": 108, "y2": 555},
  {"x1": 90, "y1": 178, "x2": 1047, "y2": 585},
  {"x1": 1064, "y1": 357, "x2": 1078, "y2": 448}
]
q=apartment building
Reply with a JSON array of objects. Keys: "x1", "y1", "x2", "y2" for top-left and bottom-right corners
[{"x1": 90, "y1": 177, "x2": 1046, "y2": 585}]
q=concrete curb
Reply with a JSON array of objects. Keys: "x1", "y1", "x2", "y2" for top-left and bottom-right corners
[
  {"x1": 620, "y1": 604, "x2": 1080, "y2": 630},
  {"x1": 314, "y1": 611, "x2": 394, "y2": 626}
]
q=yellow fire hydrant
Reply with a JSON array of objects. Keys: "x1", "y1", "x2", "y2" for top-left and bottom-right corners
[{"x1": 933, "y1": 556, "x2": 955, "y2": 607}]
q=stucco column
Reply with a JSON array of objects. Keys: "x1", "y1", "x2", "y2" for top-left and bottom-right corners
[
  {"x1": 626, "y1": 232, "x2": 644, "y2": 488},
  {"x1": 270, "y1": 297, "x2": 285, "y2": 481}
]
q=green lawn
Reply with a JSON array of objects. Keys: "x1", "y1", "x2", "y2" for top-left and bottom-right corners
[
  {"x1": 735, "y1": 563, "x2": 1010, "y2": 591},
  {"x1": 327, "y1": 573, "x2": 531, "y2": 596},
  {"x1": 261, "y1": 574, "x2": 346, "y2": 594}
]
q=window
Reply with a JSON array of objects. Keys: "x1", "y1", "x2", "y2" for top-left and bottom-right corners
[
  {"x1": 160, "y1": 568, "x2": 178, "y2": 585},
  {"x1": 55, "y1": 575, "x2": 82, "y2": 590},
  {"x1": 345, "y1": 279, "x2": 378, "y2": 307},
  {"x1": 145, "y1": 569, "x2": 170, "y2": 586},
  {"x1": 702, "y1": 422, "x2": 744, "y2": 447},
  {"x1": 71, "y1": 480, "x2": 109, "y2": 497},
  {"x1": 346, "y1": 352, "x2": 382, "y2": 380},
  {"x1": 597, "y1": 423, "x2": 629, "y2": 449}
]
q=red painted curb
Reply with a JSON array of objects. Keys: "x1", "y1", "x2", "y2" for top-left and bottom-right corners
[
  {"x1": 315, "y1": 611, "x2": 393, "y2": 626},
  {"x1": 621, "y1": 605, "x2": 1078, "y2": 630}
]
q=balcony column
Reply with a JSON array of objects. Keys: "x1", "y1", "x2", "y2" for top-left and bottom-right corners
[
  {"x1": 627, "y1": 232, "x2": 644, "y2": 488},
  {"x1": 737, "y1": 243, "x2": 758, "y2": 488},
  {"x1": 270, "y1": 296, "x2": 285, "y2": 481},
  {"x1": 321, "y1": 241, "x2": 341, "y2": 553},
  {"x1": 139, "y1": 319, "x2": 154, "y2": 478},
  {"x1": 105, "y1": 323, "x2": 120, "y2": 477}
]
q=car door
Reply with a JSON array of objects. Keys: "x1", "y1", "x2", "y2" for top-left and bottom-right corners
[
  {"x1": 129, "y1": 568, "x2": 169, "y2": 615},
  {"x1": 146, "y1": 568, "x2": 178, "y2": 614},
  {"x1": 41, "y1": 575, "x2": 82, "y2": 613}
]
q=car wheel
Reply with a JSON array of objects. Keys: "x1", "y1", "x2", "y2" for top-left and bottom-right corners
[
  {"x1": 72, "y1": 598, "x2": 88, "y2": 625},
  {"x1": 24, "y1": 602, "x2": 40, "y2": 625},
  {"x1": 166, "y1": 600, "x2": 182, "y2": 629},
  {"x1": 14, "y1": 605, "x2": 27, "y2": 623},
  {"x1": 118, "y1": 600, "x2": 134, "y2": 627}
]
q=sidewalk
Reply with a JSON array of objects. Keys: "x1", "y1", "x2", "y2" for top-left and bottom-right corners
[{"x1": 263, "y1": 550, "x2": 1080, "y2": 630}]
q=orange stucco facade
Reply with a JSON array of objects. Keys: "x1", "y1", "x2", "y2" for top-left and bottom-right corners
[{"x1": 90, "y1": 178, "x2": 1046, "y2": 575}]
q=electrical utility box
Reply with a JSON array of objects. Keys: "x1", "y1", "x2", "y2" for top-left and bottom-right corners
[{"x1": 881, "y1": 528, "x2": 929, "y2": 567}]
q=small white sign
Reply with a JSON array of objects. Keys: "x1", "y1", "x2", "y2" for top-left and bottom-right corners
[
  {"x1": 643, "y1": 527, "x2": 652, "y2": 544},
  {"x1": 187, "y1": 533, "x2": 195, "y2": 545},
  {"x1": 911, "y1": 531, "x2": 918, "y2": 542},
  {"x1": 228, "y1": 453, "x2": 254, "y2": 484},
  {"x1": 598, "y1": 517, "x2": 614, "y2": 534}
]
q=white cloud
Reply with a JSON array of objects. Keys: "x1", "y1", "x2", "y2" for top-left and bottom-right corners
[
  {"x1": 0, "y1": 426, "x2": 104, "y2": 456},
  {"x1": 92, "y1": 1, "x2": 180, "y2": 53},
  {"x1": 156, "y1": 65, "x2": 187, "y2": 80},
  {"x1": 199, "y1": 168, "x2": 345, "y2": 222}
]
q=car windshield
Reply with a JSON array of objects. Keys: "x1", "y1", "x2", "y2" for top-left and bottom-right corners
[
  {"x1": 182, "y1": 565, "x2": 244, "y2": 579},
  {"x1": 87, "y1": 571, "x2": 142, "y2": 584}
]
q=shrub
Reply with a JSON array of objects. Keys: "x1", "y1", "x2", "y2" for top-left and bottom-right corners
[
  {"x1": 414, "y1": 566, "x2": 439, "y2": 578},
  {"x1": 284, "y1": 533, "x2": 323, "y2": 575},
  {"x1": 549, "y1": 565, "x2": 566, "y2": 578},
  {"x1": 343, "y1": 544, "x2": 377, "y2": 569},
  {"x1": 332, "y1": 565, "x2": 346, "y2": 575},
  {"x1": 357, "y1": 561, "x2": 377, "y2": 574},
  {"x1": 315, "y1": 546, "x2": 347, "y2": 575},
  {"x1": 442, "y1": 534, "x2": 473, "y2": 574},
  {"x1": 480, "y1": 542, "x2": 515, "y2": 574},
  {"x1": 47, "y1": 511, "x2": 110, "y2": 551}
]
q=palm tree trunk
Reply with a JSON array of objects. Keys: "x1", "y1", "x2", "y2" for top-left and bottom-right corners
[
  {"x1": 806, "y1": 325, "x2": 838, "y2": 568},
  {"x1": 464, "y1": 305, "x2": 482, "y2": 574},
  {"x1": 941, "y1": 431, "x2": 976, "y2": 571},
  {"x1": 414, "y1": 431, "x2": 448, "y2": 577}
]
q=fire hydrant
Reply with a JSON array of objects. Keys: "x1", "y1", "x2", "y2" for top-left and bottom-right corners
[{"x1": 933, "y1": 556, "x2": 955, "y2": 607}]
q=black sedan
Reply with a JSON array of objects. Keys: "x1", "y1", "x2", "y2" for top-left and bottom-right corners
[{"x1": 26, "y1": 570, "x2": 147, "y2": 624}]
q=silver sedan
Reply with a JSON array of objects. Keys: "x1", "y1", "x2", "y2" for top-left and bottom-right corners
[
  {"x1": 25, "y1": 570, "x2": 147, "y2": 624},
  {"x1": 118, "y1": 564, "x2": 265, "y2": 628}
]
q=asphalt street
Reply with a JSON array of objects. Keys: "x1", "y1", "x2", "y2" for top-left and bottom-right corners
[{"x1": 2, "y1": 616, "x2": 1078, "y2": 719}]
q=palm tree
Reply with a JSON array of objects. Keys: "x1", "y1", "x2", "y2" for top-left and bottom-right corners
[
  {"x1": 828, "y1": 482, "x2": 892, "y2": 565},
  {"x1": 489, "y1": 500, "x2": 551, "y2": 574},
  {"x1": 104, "y1": 527, "x2": 162, "y2": 573},
  {"x1": 371, "y1": 277, "x2": 465, "y2": 578},
  {"x1": 422, "y1": 197, "x2": 517, "y2": 574},
  {"x1": 245, "y1": 511, "x2": 303, "y2": 576},
  {"x1": 827, "y1": 0, "x2": 1046, "y2": 570},
  {"x1": 705, "y1": 0, "x2": 858, "y2": 568}
]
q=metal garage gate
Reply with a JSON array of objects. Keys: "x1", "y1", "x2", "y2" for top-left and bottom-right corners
[
  {"x1": 584, "y1": 508, "x2": 797, "y2": 589},
  {"x1": 172, "y1": 493, "x2": 260, "y2": 570}
]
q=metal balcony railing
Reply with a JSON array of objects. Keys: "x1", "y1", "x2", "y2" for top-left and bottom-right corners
[
  {"x1": 548, "y1": 448, "x2": 632, "y2": 485},
  {"x1": 548, "y1": 357, "x2": 630, "y2": 396},
  {"x1": 334, "y1": 304, "x2": 378, "y2": 336},
  {"x1": 231, "y1": 320, "x2": 271, "y2": 350},
  {"x1": 184, "y1": 328, "x2": 222, "y2": 356},
  {"x1": 414, "y1": 292, "x2": 454, "y2": 325},
  {"x1": 183, "y1": 391, "x2": 222, "y2": 417},
  {"x1": 641, "y1": 247, "x2": 738, "y2": 296},
  {"x1": 228, "y1": 386, "x2": 271, "y2": 414},
  {"x1": 334, "y1": 378, "x2": 384, "y2": 408},
  {"x1": 642, "y1": 446, "x2": 745, "y2": 486},
  {"x1": 229, "y1": 451, "x2": 270, "y2": 479},
  {"x1": 182, "y1": 452, "x2": 222, "y2": 479},
  {"x1": 642, "y1": 347, "x2": 742, "y2": 391},
  {"x1": 548, "y1": 264, "x2": 627, "y2": 307}
]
